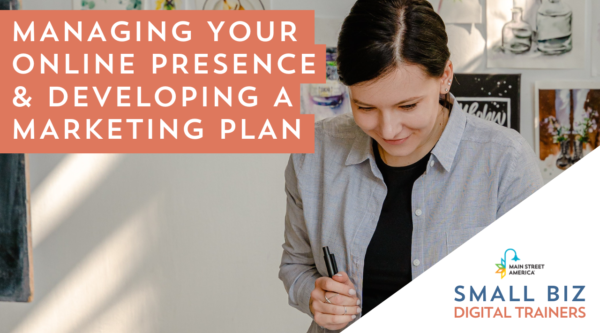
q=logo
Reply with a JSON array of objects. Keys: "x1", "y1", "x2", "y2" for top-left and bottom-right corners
[
  {"x1": 494, "y1": 249, "x2": 545, "y2": 279},
  {"x1": 495, "y1": 248, "x2": 520, "y2": 279}
]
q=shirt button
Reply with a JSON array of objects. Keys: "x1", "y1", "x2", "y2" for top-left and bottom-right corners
[
  {"x1": 430, "y1": 161, "x2": 435, "y2": 167},
  {"x1": 413, "y1": 259, "x2": 421, "y2": 267},
  {"x1": 415, "y1": 209, "x2": 422, "y2": 216}
]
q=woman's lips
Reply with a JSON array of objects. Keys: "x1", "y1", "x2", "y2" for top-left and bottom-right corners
[{"x1": 383, "y1": 135, "x2": 410, "y2": 145}]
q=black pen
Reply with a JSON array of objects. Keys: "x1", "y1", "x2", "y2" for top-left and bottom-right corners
[{"x1": 323, "y1": 246, "x2": 339, "y2": 278}]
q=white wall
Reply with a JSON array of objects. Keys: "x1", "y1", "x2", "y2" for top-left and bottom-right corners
[
  {"x1": 2, "y1": 1, "x2": 598, "y2": 333},
  {"x1": 0, "y1": 153, "x2": 308, "y2": 333},
  {"x1": 23, "y1": 0, "x2": 71, "y2": 9}
]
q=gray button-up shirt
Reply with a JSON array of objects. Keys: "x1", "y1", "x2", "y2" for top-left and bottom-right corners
[{"x1": 279, "y1": 94, "x2": 544, "y2": 332}]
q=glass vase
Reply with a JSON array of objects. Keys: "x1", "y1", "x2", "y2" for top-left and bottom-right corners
[
  {"x1": 571, "y1": 140, "x2": 583, "y2": 164},
  {"x1": 555, "y1": 139, "x2": 571, "y2": 170},
  {"x1": 537, "y1": 0, "x2": 573, "y2": 55},
  {"x1": 502, "y1": 7, "x2": 533, "y2": 54}
]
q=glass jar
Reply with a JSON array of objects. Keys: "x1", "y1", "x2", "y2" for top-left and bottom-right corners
[
  {"x1": 571, "y1": 140, "x2": 583, "y2": 164},
  {"x1": 502, "y1": 7, "x2": 533, "y2": 54},
  {"x1": 555, "y1": 139, "x2": 572, "y2": 170},
  {"x1": 536, "y1": 0, "x2": 573, "y2": 54}
]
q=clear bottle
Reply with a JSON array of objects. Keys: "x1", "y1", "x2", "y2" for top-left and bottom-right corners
[
  {"x1": 536, "y1": 0, "x2": 572, "y2": 54},
  {"x1": 555, "y1": 139, "x2": 571, "y2": 170},
  {"x1": 502, "y1": 7, "x2": 533, "y2": 54}
]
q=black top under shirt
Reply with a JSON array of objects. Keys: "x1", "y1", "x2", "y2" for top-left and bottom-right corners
[{"x1": 361, "y1": 139, "x2": 432, "y2": 315}]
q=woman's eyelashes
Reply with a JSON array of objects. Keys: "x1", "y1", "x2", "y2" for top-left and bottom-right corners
[
  {"x1": 357, "y1": 104, "x2": 417, "y2": 111},
  {"x1": 399, "y1": 103, "x2": 417, "y2": 110},
  {"x1": 358, "y1": 106, "x2": 375, "y2": 111}
]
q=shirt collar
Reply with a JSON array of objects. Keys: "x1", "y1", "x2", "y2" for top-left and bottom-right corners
[{"x1": 344, "y1": 93, "x2": 466, "y2": 173}]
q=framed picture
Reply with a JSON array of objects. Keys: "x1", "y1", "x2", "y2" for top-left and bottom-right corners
[
  {"x1": 0, "y1": 154, "x2": 33, "y2": 302},
  {"x1": 300, "y1": 47, "x2": 352, "y2": 122},
  {"x1": 535, "y1": 81, "x2": 600, "y2": 182},
  {"x1": 198, "y1": 0, "x2": 266, "y2": 10},
  {"x1": 73, "y1": 0, "x2": 142, "y2": 10},
  {"x1": 593, "y1": 0, "x2": 600, "y2": 77},
  {"x1": 450, "y1": 74, "x2": 521, "y2": 132},
  {"x1": 486, "y1": 0, "x2": 585, "y2": 69},
  {"x1": 74, "y1": 0, "x2": 201, "y2": 10},
  {"x1": 0, "y1": 0, "x2": 21, "y2": 9},
  {"x1": 148, "y1": 0, "x2": 195, "y2": 10}
]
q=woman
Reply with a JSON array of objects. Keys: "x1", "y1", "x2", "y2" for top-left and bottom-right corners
[{"x1": 279, "y1": 0, "x2": 544, "y2": 331}]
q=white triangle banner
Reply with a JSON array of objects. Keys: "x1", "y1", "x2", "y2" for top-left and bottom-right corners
[{"x1": 346, "y1": 147, "x2": 600, "y2": 332}]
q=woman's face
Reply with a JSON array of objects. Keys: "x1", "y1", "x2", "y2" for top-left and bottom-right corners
[{"x1": 349, "y1": 63, "x2": 452, "y2": 161}]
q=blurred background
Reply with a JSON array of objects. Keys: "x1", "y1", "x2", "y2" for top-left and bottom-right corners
[{"x1": 0, "y1": 0, "x2": 598, "y2": 332}]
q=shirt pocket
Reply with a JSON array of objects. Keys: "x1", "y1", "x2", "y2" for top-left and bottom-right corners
[{"x1": 446, "y1": 226, "x2": 486, "y2": 255}]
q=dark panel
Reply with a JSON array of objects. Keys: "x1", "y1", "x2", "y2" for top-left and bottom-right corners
[
  {"x1": 0, "y1": 154, "x2": 33, "y2": 302},
  {"x1": 0, "y1": 0, "x2": 20, "y2": 10},
  {"x1": 450, "y1": 74, "x2": 521, "y2": 132}
]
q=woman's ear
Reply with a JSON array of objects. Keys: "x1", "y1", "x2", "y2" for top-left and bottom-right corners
[{"x1": 439, "y1": 60, "x2": 454, "y2": 94}]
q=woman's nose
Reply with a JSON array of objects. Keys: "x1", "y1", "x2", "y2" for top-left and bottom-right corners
[{"x1": 380, "y1": 113, "x2": 401, "y2": 140}]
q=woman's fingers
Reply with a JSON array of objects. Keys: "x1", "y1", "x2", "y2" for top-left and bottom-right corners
[
  {"x1": 326, "y1": 323, "x2": 350, "y2": 331},
  {"x1": 310, "y1": 285, "x2": 325, "y2": 304},
  {"x1": 324, "y1": 291, "x2": 360, "y2": 306},
  {"x1": 315, "y1": 276, "x2": 357, "y2": 298},
  {"x1": 331, "y1": 271, "x2": 351, "y2": 285},
  {"x1": 331, "y1": 272, "x2": 360, "y2": 300},
  {"x1": 311, "y1": 273, "x2": 360, "y2": 330},
  {"x1": 314, "y1": 311, "x2": 356, "y2": 327},
  {"x1": 312, "y1": 300, "x2": 361, "y2": 316}
]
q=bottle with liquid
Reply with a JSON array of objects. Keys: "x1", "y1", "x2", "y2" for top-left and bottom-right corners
[
  {"x1": 536, "y1": 0, "x2": 572, "y2": 54},
  {"x1": 502, "y1": 7, "x2": 533, "y2": 54}
]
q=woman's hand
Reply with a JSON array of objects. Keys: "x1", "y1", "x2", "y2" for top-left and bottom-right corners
[{"x1": 309, "y1": 272, "x2": 361, "y2": 331}]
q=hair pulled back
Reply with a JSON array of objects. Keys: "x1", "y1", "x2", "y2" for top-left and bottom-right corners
[{"x1": 337, "y1": 0, "x2": 451, "y2": 87}]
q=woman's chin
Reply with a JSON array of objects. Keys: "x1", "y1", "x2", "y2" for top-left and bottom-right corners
[{"x1": 381, "y1": 144, "x2": 417, "y2": 159}]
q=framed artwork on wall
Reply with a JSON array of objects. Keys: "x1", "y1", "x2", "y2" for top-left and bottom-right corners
[
  {"x1": 535, "y1": 81, "x2": 600, "y2": 182},
  {"x1": 300, "y1": 47, "x2": 352, "y2": 122},
  {"x1": 0, "y1": 0, "x2": 21, "y2": 9},
  {"x1": 198, "y1": 0, "x2": 266, "y2": 10},
  {"x1": 450, "y1": 74, "x2": 521, "y2": 132},
  {"x1": 73, "y1": 0, "x2": 196, "y2": 10},
  {"x1": 73, "y1": 0, "x2": 142, "y2": 10},
  {"x1": 149, "y1": 0, "x2": 195, "y2": 10},
  {"x1": 593, "y1": 0, "x2": 600, "y2": 77},
  {"x1": 0, "y1": 154, "x2": 33, "y2": 303},
  {"x1": 487, "y1": 0, "x2": 585, "y2": 69}
]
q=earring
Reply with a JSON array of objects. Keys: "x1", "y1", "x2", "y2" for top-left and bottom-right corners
[{"x1": 446, "y1": 88, "x2": 449, "y2": 92}]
